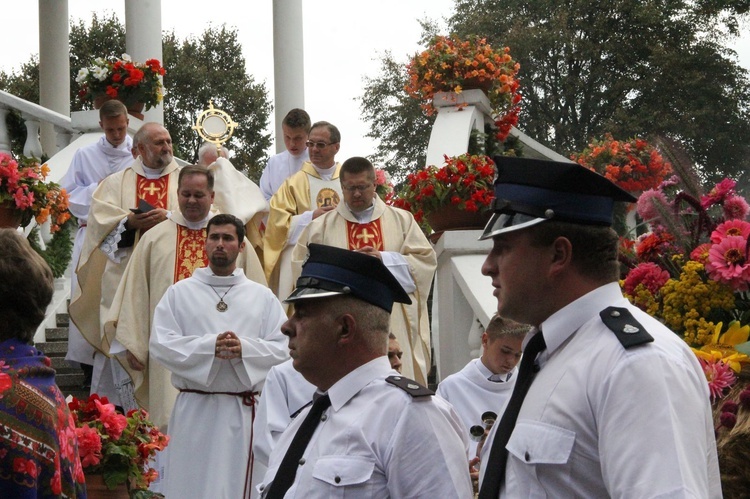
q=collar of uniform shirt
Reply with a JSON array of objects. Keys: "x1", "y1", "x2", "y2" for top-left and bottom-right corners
[
  {"x1": 325, "y1": 356, "x2": 392, "y2": 411},
  {"x1": 535, "y1": 281, "x2": 625, "y2": 367}
]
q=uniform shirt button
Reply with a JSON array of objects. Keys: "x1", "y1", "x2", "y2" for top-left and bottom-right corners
[
  {"x1": 524, "y1": 451, "x2": 530, "y2": 462},
  {"x1": 298, "y1": 458, "x2": 306, "y2": 465},
  {"x1": 321, "y1": 414, "x2": 328, "y2": 421},
  {"x1": 259, "y1": 485, "x2": 265, "y2": 491},
  {"x1": 334, "y1": 476, "x2": 341, "y2": 484}
]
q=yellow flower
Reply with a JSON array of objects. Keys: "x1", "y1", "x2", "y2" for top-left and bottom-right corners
[{"x1": 697, "y1": 321, "x2": 750, "y2": 372}]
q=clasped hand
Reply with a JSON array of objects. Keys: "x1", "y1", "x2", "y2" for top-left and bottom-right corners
[{"x1": 215, "y1": 331, "x2": 242, "y2": 359}]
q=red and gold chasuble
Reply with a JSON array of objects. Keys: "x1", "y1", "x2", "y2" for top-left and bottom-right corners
[
  {"x1": 346, "y1": 219, "x2": 384, "y2": 250},
  {"x1": 174, "y1": 226, "x2": 208, "y2": 282},
  {"x1": 136, "y1": 175, "x2": 169, "y2": 234}
]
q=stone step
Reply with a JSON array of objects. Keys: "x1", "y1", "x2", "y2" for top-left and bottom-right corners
[
  {"x1": 50, "y1": 356, "x2": 80, "y2": 374},
  {"x1": 45, "y1": 327, "x2": 69, "y2": 342},
  {"x1": 41, "y1": 311, "x2": 91, "y2": 400},
  {"x1": 57, "y1": 313, "x2": 70, "y2": 328},
  {"x1": 55, "y1": 372, "x2": 85, "y2": 389},
  {"x1": 35, "y1": 341, "x2": 68, "y2": 356}
]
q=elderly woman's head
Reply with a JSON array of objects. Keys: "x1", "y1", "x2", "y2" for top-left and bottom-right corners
[{"x1": 0, "y1": 229, "x2": 54, "y2": 342}]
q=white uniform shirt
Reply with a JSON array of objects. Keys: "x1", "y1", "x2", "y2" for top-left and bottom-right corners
[
  {"x1": 253, "y1": 359, "x2": 316, "y2": 467},
  {"x1": 437, "y1": 358, "x2": 517, "y2": 458},
  {"x1": 259, "y1": 357, "x2": 473, "y2": 498},
  {"x1": 260, "y1": 149, "x2": 309, "y2": 201},
  {"x1": 479, "y1": 282, "x2": 721, "y2": 498}
]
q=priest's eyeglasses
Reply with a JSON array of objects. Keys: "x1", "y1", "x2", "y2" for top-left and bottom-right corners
[
  {"x1": 305, "y1": 140, "x2": 337, "y2": 149},
  {"x1": 342, "y1": 183, "x2": 373, "y2": 193}
]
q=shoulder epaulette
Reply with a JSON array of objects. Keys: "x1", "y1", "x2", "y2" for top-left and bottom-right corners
[
  {"x1": 599, "y1": 306, "x2": 654, "y2": 348},
  {"x1": 385, "y1": 375, "x2": 434, "y2": 397}
]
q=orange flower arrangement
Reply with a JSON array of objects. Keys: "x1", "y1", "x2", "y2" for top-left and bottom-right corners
[
  {"x1": 572, "y1": 134, "x2": 672, "y2": 192},
  {"x1": 0, "y1": 153, "x2": 70, "y2": 231},
  {"x1": 405, "y1": 35, "x2": 522, "y2": 142}
]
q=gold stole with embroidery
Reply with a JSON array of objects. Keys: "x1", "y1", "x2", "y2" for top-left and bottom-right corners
[
  {"x1": 174, "y1": 226, "x2": 208, "y2": 282},
  {"x1": 135, "y1": 175, "x2": 169, "y2": 235}
]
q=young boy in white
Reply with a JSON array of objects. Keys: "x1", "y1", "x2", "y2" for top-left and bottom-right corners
[{"x1": 436, "y1": 315, "x2": 529, "y2": 458}]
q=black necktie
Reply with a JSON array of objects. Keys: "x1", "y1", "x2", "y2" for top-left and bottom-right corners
[
  {"x1": 265, "y1": 393, "x2": 331, "y2": 499},
  {"x1": 478, "y1": 331, "x2": 547, "y2": 499}
]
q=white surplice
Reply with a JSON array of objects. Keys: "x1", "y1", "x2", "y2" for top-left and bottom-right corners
[
  {"x1": 59, "y1": 134, "x2": 134, "y2": 365},
  {"x1": 150, "y1": 267, "x2": 289, "y2": 499},
  {"x1": 436, "y1": 358, "x2": 517, "y2": 458},
  {"x1": 259, "y1": 149, "x2": 309, "y2": 201}
]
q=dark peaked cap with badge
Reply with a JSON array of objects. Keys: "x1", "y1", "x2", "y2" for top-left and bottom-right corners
[
  {"x1": 479, "y1": 156, "x2": 637, "y2": 240},
  {"x1": 285, "y1": 243, "x2": 412, "y2": 313}
]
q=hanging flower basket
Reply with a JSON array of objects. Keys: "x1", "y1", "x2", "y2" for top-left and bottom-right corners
[
  {"x1": 0, "y1": 200, "x2": 23, "y2": 229},
  {"x1": 84, "y1": 473, "x2": 129, "y2": 499},
  {"x1": 77, "y1": 54, "x2": 165, "y2": 114},
  {"x1": 0, "y1": 153, "x2": 70, "y2": 232},
  {"x1": 426, "y1": 204, "x2": 492, "y2": 242},
  {"x1": 392, "y1": 153, "x2": 496, "y2": 239},
  {"x1": 426, "y1": 204, "x2": 492, "y2": 233}
]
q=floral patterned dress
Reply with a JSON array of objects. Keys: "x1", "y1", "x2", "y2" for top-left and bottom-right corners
[{"x1": 0, "y1": 338, "x2": 87, "y2": 498}]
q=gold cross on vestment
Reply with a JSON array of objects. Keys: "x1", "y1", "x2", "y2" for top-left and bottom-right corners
[
  {"x1": 356, "y1": 229, "x2": 376, "y2": 245},
  {"x1": 143, "y1": 183, "x2": 161, "y2": 196},
  {"x1": 186, "y1": 238, "x2": 203, "y2": 254}
]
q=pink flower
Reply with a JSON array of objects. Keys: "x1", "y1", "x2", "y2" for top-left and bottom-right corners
[
  {"x1": 375, "y1": 169, "x2": 386, "y2": 186},
  {"x1": 700, "y1": 358, "x2": 736, "y2": 401},
  {"x1": 690, "y1": 244, "x2": 712, "y2": 264},
  {"x1": 75, "y1": 424, "x2": 102, "y2": 467},
  {"x1": 710, "y1": 220, "x2": 750, "y2": 244},
  {"x1": 723, "y1": 195, "x2": 750, "y2": 220},
  {"x1": 701, "y1": 178, "x2": 736, "y2": 208},
  {"x1": 636, "y1": 189, "x2": 669, "y2": 222},
  {"x1": 622, "y1": 262, "x2": 670, "y2": 296},
  {"x1": 95, "y1": 399, "x2": 128, "y2": 440},
  {"x1": 706, "y1": 235, "x2": 750, "y2": 291}
]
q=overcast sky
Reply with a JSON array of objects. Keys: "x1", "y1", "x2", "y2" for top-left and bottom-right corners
[{"x1": 1, "y1": 1, "x2": 748, "y2": 164}]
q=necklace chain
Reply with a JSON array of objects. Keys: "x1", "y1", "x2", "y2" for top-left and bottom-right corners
[{"x1": 208, "y1": 284, "x2": 235, "y2": 312}]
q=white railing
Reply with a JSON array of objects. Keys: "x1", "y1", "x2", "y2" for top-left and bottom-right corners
[
  {"x1": 0, "y1": 90, "x2": 78, "y2": 158},
  {"x1": 0, "y1": 91, "x2": 83, "y2": 342}
]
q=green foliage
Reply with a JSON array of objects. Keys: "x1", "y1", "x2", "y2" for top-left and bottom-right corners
[
  {"x1": 359, "y1": 1, "x2": 750, "y2": 190},
  {"x1": 446, "y1": 0, "x2": 750, "y2": 185},
  {"x1": 162, "y1": 26, "x2": 272, "y2": 180},
  {"x1": 0, "y1": 14, "x2": 272, "y2": 180},
  {"x1": 27, "y1": 222, "x2": 74, "y2": 279}
]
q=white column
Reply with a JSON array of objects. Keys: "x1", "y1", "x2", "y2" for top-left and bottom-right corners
[
  {"x1": 273, "y1": 0, "x2": 305, "y2": 153},
  {"x1": 38, "y1": 0, "x2": 70, "y2": 157},
  {"x1": 125, "y1": 0, "x2": 164, "y2": 124}
]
